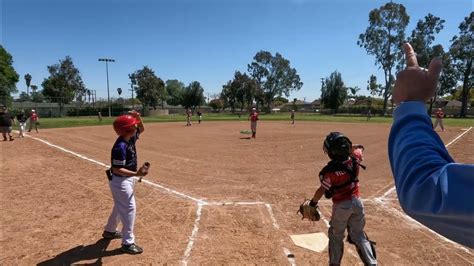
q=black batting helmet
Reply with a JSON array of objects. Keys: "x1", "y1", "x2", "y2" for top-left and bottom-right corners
[{"x1": 323, "y1": 132, "x2": 352, "y2": 161}]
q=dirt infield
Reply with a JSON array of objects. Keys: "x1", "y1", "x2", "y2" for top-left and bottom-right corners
[{"x1": 1, "y1": 121, "x2": 472, "y2": 265}]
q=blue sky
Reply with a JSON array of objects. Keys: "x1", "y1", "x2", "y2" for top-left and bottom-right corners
[{"x1": 1, "y1": 0, "x2": 471, "y2": 102}]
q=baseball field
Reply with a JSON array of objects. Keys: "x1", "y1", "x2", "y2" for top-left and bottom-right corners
[{"x1": 1, "y1": 120, "x2": 473, "y2": 265}]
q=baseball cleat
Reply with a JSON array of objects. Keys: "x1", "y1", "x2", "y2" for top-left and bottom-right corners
[
  {"x1": 121, "y1": 243, "x2": 143, "y2": 255},
  {"x1": 102, "y1": 230, "x2": 122, "y2": 239}
]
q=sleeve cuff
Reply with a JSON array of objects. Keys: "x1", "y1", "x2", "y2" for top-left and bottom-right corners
[{"x1": 393, "y1": 101, "x2": 428, "y2": 122}]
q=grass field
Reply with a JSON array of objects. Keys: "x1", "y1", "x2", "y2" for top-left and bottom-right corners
[{"x1": 17, "y1": 113, "x2": 474, "y2": 129}]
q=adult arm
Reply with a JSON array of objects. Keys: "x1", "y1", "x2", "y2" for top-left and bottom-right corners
[
  {"x1": 389, "y1": 102, "x2": 474, "y2": 248},
  {"x1": 389, "y1": 43, "x2": 474, "y2": 248}
]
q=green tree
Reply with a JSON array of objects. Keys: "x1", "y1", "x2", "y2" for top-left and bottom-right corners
[
  {"x1": 408, "y1": 14, "x2": 445, "y2": 68},
  {"x1": 24, "y1": 73, "x2": 32, "y2": 95},
  {"x1": 228, "y1": 71, "x2": 256, "y2": 112},
  {"x1": 0, "y1": 45, "x2": 20, "y2": 106},
  {"x1": 367, "y1": 74, "x2": 383, "y2": 96},
  {"x1": 274, "y1": 96, "x2": 289, "y2": 104},
  {"x1": 347, "y1": 86, "x2": 360, "y2": 99},
  {"x1": 131, "y1": 66, "x2": 166, "y2": 110},
  {"x1": 30, "y1": 85, "x2": 45, "y2": 103},
  {"x1": 42, "y1": 56, "x2": 85, "y2": 116},
  {"x1": 408, "y1": 13, "x2": 446, "y2": 114},
  {"x1": 247, "y1": 51, "x2": 303, "y2": 111},
  {"x1": 209, "y1": 98, "x2": 224, "y2": 111},
  {"x1": 232, "y1": 72, "x2": 247, "y2": 112},
  {"x1": 182, "y1": 81, "x2": 205, "y2": 109},
  {"x1": 17, "y1": 92, "x2": 31, "y2": 102},
  {"x1": 165, "y1": 79, "x2": 185, "y2": 106},
  {"x1": 447, "y1": 86, "x2": 474, "y2": 101},
  {"x1": 438, "y1": 52, "x2": 459, "y2": 98},
  {"x1": 358, "y1": 2, "x2": 410, "y2": 115},
  {"x1": 320, "y1": 71, "x2": 347, "y2": 111},
  {"x1": 220, "y1": 80, "x2": 238, "y2": 113},
  {"x1": 450, "y1": 12, "x2": 473, "y2": 117}
]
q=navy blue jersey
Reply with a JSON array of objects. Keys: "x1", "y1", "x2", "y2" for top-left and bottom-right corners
[
  {"x1": 16, "y1": 113, "x2": 27, "y2": 123},
  {"x1": 111, "y1": 131, "x2": 140, "y2": 172}
]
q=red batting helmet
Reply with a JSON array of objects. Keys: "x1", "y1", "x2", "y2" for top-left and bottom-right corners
[{"x1": 113, "y1": 115, "x2": 139, "y2": 136}]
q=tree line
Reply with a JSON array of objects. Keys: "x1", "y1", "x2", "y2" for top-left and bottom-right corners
[{"x1": 0, "y1": 3, "x2": 472, "y2": 117}]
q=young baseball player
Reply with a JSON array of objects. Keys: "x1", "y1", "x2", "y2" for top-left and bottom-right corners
[
  {"x1": 16, "y1": 110, "x2": 27, "y2": 138},
  {"x1": 0, "y1": 106, "x2": 15, "y2": 141},
  {"x1": 433, "y1": 108, "x2": 445, "y2": 131},
  {"x1": 103, "y1": 110, "x2": 148, "y2": 255},
  {"x1": 197, "y1": 110, "x2": 202, "y2": 124},
  {"x1": 186, "y1": 108, "x2": 192, "y2": 126},
  {"x1": 248, "y1": 108, "x2": 259, "y2": 138},
  {"x1": 290, "y1": 109, "x2": 295, "y2": 124},
  {"x1": 308, "y1": 132, "x2": 376, "y2": 265},
  {"x1": 28, "y1": 109, "x2": 39, "y2": 133}
]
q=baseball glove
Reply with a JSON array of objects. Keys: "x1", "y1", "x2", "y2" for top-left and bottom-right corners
[{"x1": 297, "y1": 199, "x2": 320, "y2": 221}]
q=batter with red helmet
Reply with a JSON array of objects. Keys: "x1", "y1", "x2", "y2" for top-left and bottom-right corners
[{"x1": 102, "y1": 111, "x2": 148, "y2": 255}]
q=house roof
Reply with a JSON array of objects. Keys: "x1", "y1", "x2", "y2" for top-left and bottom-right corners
[{"x1": 446, "y1": 100, "x2": 462, "y2": 107}]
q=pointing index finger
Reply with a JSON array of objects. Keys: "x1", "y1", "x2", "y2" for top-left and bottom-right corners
[{"x1": 404, "y1": 43, "x2": 418, "y2": 68}]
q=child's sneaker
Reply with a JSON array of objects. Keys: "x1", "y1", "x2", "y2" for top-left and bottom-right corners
[
  {"x1": 102, "y1": 230, "x2": 122, "y2": 239},
  {"x1": 121, "y1": 243, "x2": 143, "y2": 254}
]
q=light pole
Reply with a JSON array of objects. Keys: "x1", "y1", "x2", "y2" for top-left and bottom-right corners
[
  {"x1": 128, "y1": 74, "x2": 136, "y2": 110},
  {"x1": 98, "y1": 58, "x2": 115, "y2": 117}
]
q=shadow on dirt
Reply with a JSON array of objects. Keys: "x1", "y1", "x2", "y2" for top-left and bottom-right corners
[{"x1": 37, "y1": 238, "x2": 122, "y2": 266}]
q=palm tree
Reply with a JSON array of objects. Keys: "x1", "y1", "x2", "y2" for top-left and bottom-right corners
[
  {"x1": 24, "y1": 73, "x2": 32, "y2": 95},
  {"x1": 31, "y1": 85, "x2": 38, "y2": 94}
]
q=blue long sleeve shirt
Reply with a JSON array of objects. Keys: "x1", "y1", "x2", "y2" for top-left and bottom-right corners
[{"x1": 388, "y1": 101, "x2": 474, "y2": 248}]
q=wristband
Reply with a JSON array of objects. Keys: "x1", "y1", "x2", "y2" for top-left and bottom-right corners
[{"x1": 309, "y1": 199, "x2": 317, "y2": 207}]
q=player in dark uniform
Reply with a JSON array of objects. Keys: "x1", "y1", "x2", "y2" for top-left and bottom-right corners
[
  {"x1": 0, "y1": 106, "x2": 15, "y2": 141},
  {"x1": 197, "y1": 110, "x2": 202, "y2": 124},
  {"x1": 16, "y1": 110, "x2": 27, "y2": 138},
  {"x1": 103, "y1": 111, "x2": 147, "y2": 255}
]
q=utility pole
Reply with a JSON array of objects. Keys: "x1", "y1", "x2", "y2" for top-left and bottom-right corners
[
  {"x1": 98, "y1": 58, "x2": 115, "y2": 117},
  {"x1": 129, "y1": 73, "x2": 136, "y2": 110}
]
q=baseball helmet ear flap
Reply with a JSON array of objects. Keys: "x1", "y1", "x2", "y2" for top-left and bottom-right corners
[
  {"x1": 113, "y1": 115, "x2": 139, "y2": 136},
  {"x1": 323, "y1": 132, "x2": 352, "y2": 161}
]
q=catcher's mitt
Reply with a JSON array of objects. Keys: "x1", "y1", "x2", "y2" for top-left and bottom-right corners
[{"x1": 297, "y1": 199, "x2": 321, "y2": 221}]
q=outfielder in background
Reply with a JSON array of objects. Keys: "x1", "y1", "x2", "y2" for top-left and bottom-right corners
[
  {"x1": 197, "y1": 110, "x2": 202, "y2": 124},
  {"x1": 186, "y1": 108, "x2": 192, "y2": 126},
  {"x1": 103, "y1": 111, "x2": 148, "y2": 255},
  {"x1": 433, "y1": 108, "x2": 445, "y2": 131},
  {"x1": 290, "y1": 109, "x2": 295, "y2": 124},
  {"x1": 304, "y1": 132, "x2": 377, "y2": 265},
  {"x1": 248, "y1": 107, "x2": 259, "y2": 138}
]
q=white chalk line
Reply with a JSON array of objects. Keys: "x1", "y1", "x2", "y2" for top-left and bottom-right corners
[
  {"x1": 26, "y1": 134, "x2": 207, "y2": 204},
  {"x1": 283, "y1": 247, "x2": 296, "y2": 266},
  {"x1": 444, "y1": 126, "x2": 472, "y2": 147},
  {"x1": 181, "y1": 203, "x2": 204, "y2": 266},
  {"x1": 373, "y1": 199, "x2": 472, "y2": 256},
  {"x1": 377, "y1": 126, "x2": 472, "y2": 202},
  {"x1": 25, "y1": 134, "x2": 294, "y2": 264},
  {"x1": 265, "y1": 203, "x2": 280, "y2": 230}
]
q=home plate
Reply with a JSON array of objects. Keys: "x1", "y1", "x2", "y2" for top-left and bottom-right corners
[{"x1": 290, "y1": 232, "x2": 328, "y2": 252}]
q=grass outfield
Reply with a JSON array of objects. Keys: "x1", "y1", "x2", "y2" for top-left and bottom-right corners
[{"x1": 16, "y1": 113, "x2": 474, "y2": 129}]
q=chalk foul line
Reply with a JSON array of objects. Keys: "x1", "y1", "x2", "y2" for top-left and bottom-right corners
[{"x1": 26, "y1": 134, "x2": 294, "y2": 264}]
